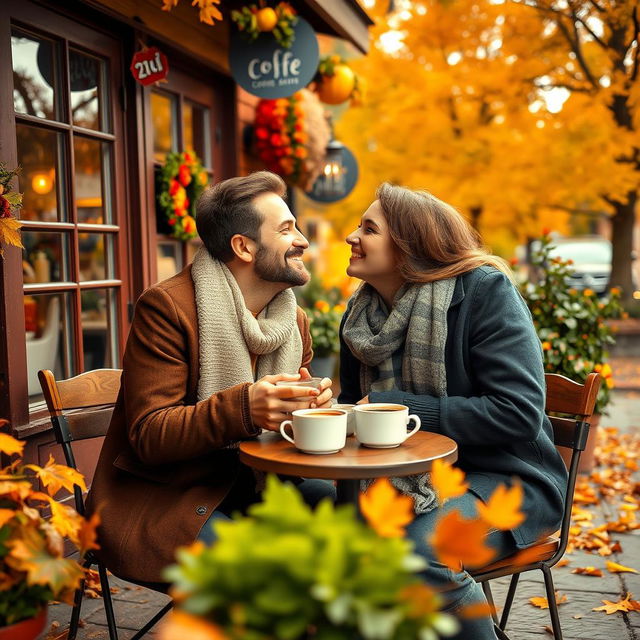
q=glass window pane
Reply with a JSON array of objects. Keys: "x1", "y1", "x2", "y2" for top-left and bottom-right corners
[
  {"x1": 22, "y1": 231, "x2": 70, "y2": 283},
  {"x1": 25, "y1": 292, "x2": 73, "y2": 399},
  {"x1": 11, "y1": 30, "x2": 60, "y2": 120},
  {"x1": 79, "y1": 232, "x2": 114, "y2": 281},
  {"x1": 81, "y1": 288, "x2": 118, "y2": 370},
  {"x1": 69, "y1": 49, "x2": 109, "y2": 132},
  {"x1": 74, "y1": 137, "x2": 113, "y2": 223},
  {"x1": 151, "y1": 91, "x2": 177, "y2": 163},
  {"x1": 183, "y1": 102, "x2": 211, "y2": 167},
  {"x1": 156, "y1": 241, "x2": 182, "y2": 282},
  {"x1": 16, "y1": 124, "x2": 65, "y2": 222}
]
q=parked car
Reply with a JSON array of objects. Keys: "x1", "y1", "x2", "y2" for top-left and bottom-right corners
[{"x1": 547, "y1": 236, "x2": 613, "y2": 294}]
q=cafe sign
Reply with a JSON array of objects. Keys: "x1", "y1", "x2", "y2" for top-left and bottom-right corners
[
  {"x1": 229, "y1": 17, "x2": 319, "y2": 99},
  {"x1": 130, "y1": 47, "x2": 169, "y2": 86}
]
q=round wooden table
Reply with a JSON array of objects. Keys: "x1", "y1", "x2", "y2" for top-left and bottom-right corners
[{"x1": 239, "y1": 431, "x2": 458, "y2": 508}]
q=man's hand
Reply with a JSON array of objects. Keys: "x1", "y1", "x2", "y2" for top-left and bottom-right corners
[
  {"x1": 249, "y1": 373, "x2": 322, "y2": 432},
  {"x1": 298, "y1": 367, "x2": 333, "y2": 409}
]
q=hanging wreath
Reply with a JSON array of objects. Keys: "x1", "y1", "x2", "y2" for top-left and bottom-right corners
[
  {"x1": 254, "y1": 89, "x2": 330, "y2": 191},
  {"x1": 157, "y1": 151, "x2": 208, "y2": 241},
  {"x1": 0, "y1": 163, "x2": 23, "y2": 257},
  {"x1": 231, "y1": 2, "x2": 297, "y2": 48},
  {"x1": 314, "y1": 55, "x2": 362, "y2": 106}
]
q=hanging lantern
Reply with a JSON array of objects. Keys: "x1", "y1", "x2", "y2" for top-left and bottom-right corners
[{"x1": 306, "y1": 140, "x2": 358, "y2": 203}]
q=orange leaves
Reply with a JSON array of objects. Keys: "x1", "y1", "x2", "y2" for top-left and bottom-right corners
[
  {"x1": 159, "y1": 610, "x2": 229, "y2": 640},
  {"x1": 360, "y1": 478, "x2": 414, "y2": 538},
  {"x1": 529, "y1": 592, "x2": 568, "y2": 609},
  {"x1": 605, "y1": 560, "x2": 638, "y2": 574},
  {"x1": 477, "y1": 481, "x2": 525, "y2": 530},
  {"x1": 430, "y1": 459, "x2": 468, "y2": 505},
  {"x1": 430, "y1": 510, "x2": 495, "y2": 571},
  {"x1": 77, "y1": 512, "x2": 101, "y2": 556},
  {"x1": 0, "y1": 432, "x2": 25, "y2": 456},
  {"x1": 571, "y1": 566, "x2": 603, "y2": 577},
  {"x1": 26, "y1": 454, "x2": 87, "y2": 497},
  {"x1": 593, "y1": 593, "x2": 640, "y2": 615}
]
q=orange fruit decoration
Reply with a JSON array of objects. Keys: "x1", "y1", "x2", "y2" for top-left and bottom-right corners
[
  {"x1": 256, "y1": 7, "x2": 278, "y2": 32},
  {"x1": 317, "y1": 64, "x2": 356, "y2": 105}
]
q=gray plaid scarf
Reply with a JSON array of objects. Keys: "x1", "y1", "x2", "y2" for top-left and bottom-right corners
[{"x1": 342, "y1": 278, "x2": 456, "y2": 513}]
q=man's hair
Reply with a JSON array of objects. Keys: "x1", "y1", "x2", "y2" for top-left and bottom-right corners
[{"x1": 196, "y1": 171, "x2": 287, "y2": 262}]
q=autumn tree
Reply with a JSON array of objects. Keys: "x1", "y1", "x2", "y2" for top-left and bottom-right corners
[{"x1": 511, "y1": 0, "x2": 639, "y2": 302}]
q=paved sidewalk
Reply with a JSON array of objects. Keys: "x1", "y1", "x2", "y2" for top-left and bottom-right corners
[{"x1": 44, "y1": 386, "x2": 640, "y2": 640}]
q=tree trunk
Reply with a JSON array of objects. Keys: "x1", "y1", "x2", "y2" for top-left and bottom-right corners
[{"x1": 608, "y1": 189, "x2": 638, "y2": 304}]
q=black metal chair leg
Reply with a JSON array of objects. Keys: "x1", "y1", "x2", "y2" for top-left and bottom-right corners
[
  {"x1": 97, "y1": 563, "x2": 119, "y2": 640},
  {"x1": 499, "y1": 572, "x2": 520, "y2": 630},
  {"x1": 67, "y1": 580, "x2": 85, "y2": 640},
  {"x1": 494, "y1": 624, "x2": 513, "y2": 640},
  {"x1": 542, "y1": 565, "x2": 563, "y2": 640},
  {"x1": 130, "y1": 601, "x2": 174, "y2": 640},
  {"x1": 481, "y1": 581, "x2": 499, "y2": 625}
]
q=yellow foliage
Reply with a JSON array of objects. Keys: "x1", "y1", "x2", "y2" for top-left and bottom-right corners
[{"x1": 359, "y1": 477, "x2": 415, "y2": 537}]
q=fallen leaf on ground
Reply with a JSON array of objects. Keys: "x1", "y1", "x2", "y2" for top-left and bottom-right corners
[
  {"x1": 606, "y1": 560, "x2": 638, "y2": 574},
  {"x1": 571, "y1": 566, "x2": 603, "y2": 577},
  {"x1": 593, "y1": 593, "x2": 640, "y2": 614},
  {"x1": 529, "y1": 593, "x2": 568, "y2": 609}
]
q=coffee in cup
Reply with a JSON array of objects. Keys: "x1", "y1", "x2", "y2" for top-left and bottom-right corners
[
  {"x1": 353, "y1": 403, "x2": 421, "y2": 448},
  {"x1": 332, "y1": 403, "x2": 356, "y2": 435},
  {"x1": 279, "y1": 408, "x2": 347, "y2": 454}
]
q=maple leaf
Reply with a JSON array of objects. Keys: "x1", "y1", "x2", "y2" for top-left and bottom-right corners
[
  {"x1": 430, "y1": 509, "x2": 495, "y2": 571},
  {"x1": 605, "y1": 560, "x2": 638, "y2": 574},
  {"x1": 592, "y1": 593, "x2": 640, "y2": 615},
  {"x1": 571, "y1": 566, "x2": 603, "y2": 577},
  {"x1": 77, "y1": 512, "x2": 101, "y2": 556},
  {"x1": 6, "y1": 523, "x2": 84, "y2": 595},
  {"x1": 0, "y1": 217, "x2": 23, "y2": 254},
  {"x1": 459, "y1": 601, "x2": 496, "y2": 619},
  {"x1": 192, "y1": 0, "x2": 222, "y2": 25},
  {"x1": 26, "y1": 454, "x2": 87, "y2": 497},
  {"x1": 159, "y1": 609, "x2": 229, "y2": 640},
  {"x1": 477, "y1": 481, "x2": 525, "y2": 530},
  {"x1": 161, "y1": 0, "x2": 178, "y2": 11},
  {"x1": 359, "y1": 478, "x2": 414, "y2": 537},
  {"x1": 0, "y1": 508, "x2": 16, "y2": 528},
  {"x1": 400, "y1": 583, "x2": 441, "y2": 617},
  {"x1": 529, "y1": 592, "x2": 567, "y2": 609},
  {"x1": 0, "y1": 432, "x2": 25, "y2": 456},
  {"x1": 48, "y1": 498, "x2": 84, "y2": 542},
  {"x1": 430, "y1": 458, "x2": 468, "y2": 505}
]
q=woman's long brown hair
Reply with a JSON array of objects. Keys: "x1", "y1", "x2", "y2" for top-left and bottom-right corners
[{"x1": 376, "y1": 182, "x2": 514, "y2": 283}]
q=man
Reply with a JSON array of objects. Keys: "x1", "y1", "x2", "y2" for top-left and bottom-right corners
[{"x1": 87, "y1": 172, "x2": 334, "y2": 584}]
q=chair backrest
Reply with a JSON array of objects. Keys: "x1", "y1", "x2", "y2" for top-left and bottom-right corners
[
  {"x1": 544, "y1": 372, "x2": 601, "y2": 564},
  {"x1": 38, "y1": 368, "x2": 122, "y2": 514}
]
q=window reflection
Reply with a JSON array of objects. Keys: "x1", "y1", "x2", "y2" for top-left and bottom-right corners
[
  {"x1": 182, "y1": 101, "x2": 210, "y2": 167},
  {"x1": 12, "y1": 30, "x2": 58, "y2": 120},
  {"x1": 81, "y1": 288, "x2": 116, "y2": 370},
  {"x1": 156, "y1": 241, "x2": 182, "y2": 282},
  {"x1": 22, "y1": 231, "x2": 69, "y2": 283},
  {"x1": 16, "y1": 125, "x2": 64, "y2": 222},
  {"x1": 74, "y1": 136, "x2": 111, "y2": 223},
  {"x1": 70, "y1": 49, "x2": 106, "y2": 131},
  {"x1": 79, "y1": 233, "x2": 113, "y2": 282},
  {"x1": 151, "y1": 91, "x2": 176, "y2": 163},
  {"x1": 24, "y1": 293, "x2": 69, "y2": 397}
]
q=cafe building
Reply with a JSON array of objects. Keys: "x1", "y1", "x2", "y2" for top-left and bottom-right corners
[{"x1": 0, "y1": 0, "x2": 372, "y2": 464}]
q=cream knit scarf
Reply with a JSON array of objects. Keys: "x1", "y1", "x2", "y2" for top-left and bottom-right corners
[{"x1": 191, "y1": 247, "x2": 303, "y2": 402}]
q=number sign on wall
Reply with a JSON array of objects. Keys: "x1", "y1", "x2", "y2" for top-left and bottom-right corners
[{"x1": 130, "y1": 47, "x2": 169, "y2": 86}]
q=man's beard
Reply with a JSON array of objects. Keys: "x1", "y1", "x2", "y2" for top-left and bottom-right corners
[{"x1": 254, "y1": 244, "x2": 309, "y2": 286}]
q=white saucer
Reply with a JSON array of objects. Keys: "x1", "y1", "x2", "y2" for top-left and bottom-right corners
[
  {"x1": 298, "y1": 448, "x2": 341, "y2": 455},
  {"x1": 358, "y1": 442, "x2": 401, "y2": 448}
]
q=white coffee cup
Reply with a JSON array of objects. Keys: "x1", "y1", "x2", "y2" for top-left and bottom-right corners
[
  {"x1": 353, "y1": 403, "x2": 421, "y2": 448},
  {"x1": 332, "y1": 403, "x2": 356, "y2": 436},
  {"x1": 279, "y1": 408, "x2": 347, "y2": 454}
]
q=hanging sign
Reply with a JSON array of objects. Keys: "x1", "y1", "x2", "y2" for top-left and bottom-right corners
[
  {"x1": 306, "y1": 145, "x2": 359, "y2": 204},
  {"x1": 229, "y1": 17, "x2": 319, "y2": 99},
  {"x1": 130, "y1": 47, "x2": 169, "y2": 86}
]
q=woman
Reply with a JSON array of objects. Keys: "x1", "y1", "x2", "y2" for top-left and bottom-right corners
[{"x1": 339, "y1": 183, "x2": 568, "y2": 639}]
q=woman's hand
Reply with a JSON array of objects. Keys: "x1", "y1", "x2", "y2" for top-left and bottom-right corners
[{"x1": 299, "y1": 367, "x2": 333, "y2": 409}]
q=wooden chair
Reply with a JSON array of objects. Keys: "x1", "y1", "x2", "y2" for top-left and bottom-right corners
[
  {"x1": 38, "y1": 368, "x2": 173, "y2": 640},
  {"x1": 471, "y1": 372, "x2": 601, "y2": 640}
]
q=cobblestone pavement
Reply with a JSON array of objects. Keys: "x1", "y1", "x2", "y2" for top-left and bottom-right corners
[{"x1": 45, "y1": 388, "x2": 640, "y2": 640}]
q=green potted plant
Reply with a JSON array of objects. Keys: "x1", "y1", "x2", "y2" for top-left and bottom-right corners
[
  {"x1": 161, "y1": 475, "x2": 459, "y2": 640},
  {"x1": 519, "y1": 233, "x2": 625, "y2": 470},
  {"x1": 0, "y1": 421, "x2": 98, "y2": 639}
]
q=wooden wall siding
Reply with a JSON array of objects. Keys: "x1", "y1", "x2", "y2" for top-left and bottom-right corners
[
  {"x1": 93, "y1": 0, "x2": 230, "y2": 73},
  {"x1": 237, "y1": 87, "x2": 263, "y2": 176}
]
